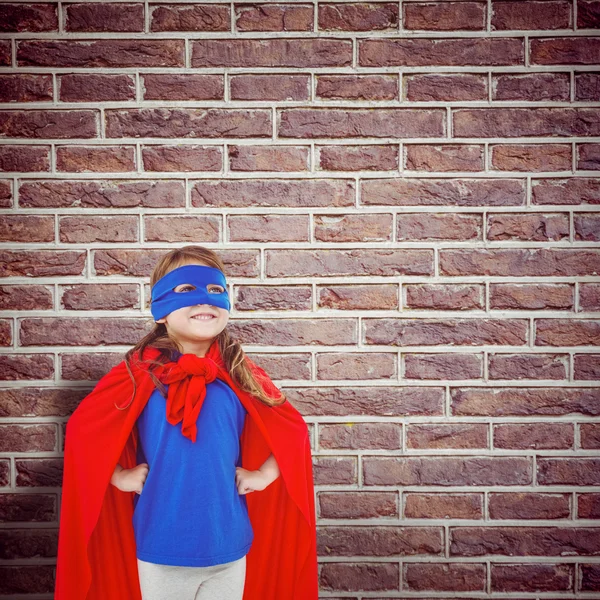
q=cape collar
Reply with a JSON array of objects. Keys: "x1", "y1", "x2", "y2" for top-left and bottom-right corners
[{"x1": 142, "y1": 338, "x2": 226, "y2": 443}]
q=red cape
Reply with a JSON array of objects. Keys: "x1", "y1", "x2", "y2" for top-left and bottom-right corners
[{"x1": 55, "y1": 342, "x2": 318, "y2": 600}]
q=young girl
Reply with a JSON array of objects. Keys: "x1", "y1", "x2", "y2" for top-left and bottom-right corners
[{"x1": 55, "y1": 245, "x2": 318, "y2": 600}]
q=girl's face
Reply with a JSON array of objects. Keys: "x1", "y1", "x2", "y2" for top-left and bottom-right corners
[{"x1": 155, "y1": 264, "x2": 230, "y2": 346}]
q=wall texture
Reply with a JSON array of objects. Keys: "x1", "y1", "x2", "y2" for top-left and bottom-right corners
[{"x1": 1, "y1": 0, "x2": 600, "y2": 597}]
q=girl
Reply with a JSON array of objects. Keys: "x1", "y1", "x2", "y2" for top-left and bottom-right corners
[{"x1": 55, "y1": 245, "x2": 318, "y2": 600}]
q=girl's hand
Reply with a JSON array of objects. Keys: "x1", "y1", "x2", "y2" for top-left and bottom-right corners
[
  {"x1": 114, "y1": 463, "x2": 149, "y2": 495},
  {"x1": 235, "y1": 467, "x2": 269, "y2": 495}
]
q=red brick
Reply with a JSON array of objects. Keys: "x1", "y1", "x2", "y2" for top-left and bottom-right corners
[
  {"x1": 142, "y1": 145, "x2": 222, "y2": 172},
  {"x1": 575, "y1": 212, "x2": 600, "y2": 241},
  {"x1": 0, "y1": 74, "x2": 52, "y2": 102},
  {"x1": 490, "y1": 283, "x2": 573, "y2": 310},
  {"x1": 142, "y1": 74, "x2": 223, "y2": 100},
  {"x1": 59, "y1": 73, "x2": 135, "y2": 102},
  {"x1": 317, "y1": 74, "x2": 398, "y2": 100},
  {"x1": 150, "y1": 3, "x2": 230, "y2": 31},
  {"x1": 492, "y1": 0, "x2": 571, "y2": 29},
  {"x1": 491, "y1": 143, "x2": 572, "y2": 171},
  {"x1": 0, "y1": 353, "x2": 54, "y2": 380},
  {"x1": 361, "y1": 177, "x2": 525, "y2": 206},
  {"x1": 0, "y1": 2, "x2": 57, "y2": 31},
  {"x1": 318, "y1": 144, "x2": 398, "y2": 171},
  {"x1": 0, "y1": 425, "x2": 56, "y2": 452},
  {"x1": 65, "y1": 2, "x2": 144, "y2": 31},
  {"x1": 365, "y1": 318, "x2": 527, "y2": 346},
  {"x1": 319, "y1": 562, "x2": 398, "y2": 592},
  {"x1": 314, "y1": 213, "x2": 393, "y2": 242},
  {"x1": 144, "y1": 215, "x2": 220, "y2": 243},
  {"x1": 234, "y1": 287, "x2": 312, "y2": 312},
  {"x1": 576, "y1": 72, "x2": 600, "y2": 101},
  {"x1": 440, "y1": 249, "x2": 600, "y2": 276},
  {"x1": 0, "y1": 215, "x2": 54, "y2": 242},
  {"x1": 404, "y1": 353, "x2": 483, "y2": 380},
  {"x1": 407, "y1": 423, "x2": 488, "y2": 449},
  {"x1": 279, "y1": 107, "x2": 444, "y2": 138},
  {"x1": 580, "y1": 283, "x2": 600, "y2": 310},
  {"x1": 230, "y1": 74, "x2": 310, "y2": 101},
  {"x1": 489, "y1": 492, "x2": 570, "y2": 519},
  {"x1": 319, "y1": 2, "x2": 398, "y2": 31},
  {"x1": 17, "y1": 39, "x2": 184, "y2": 67},
  {"x1": 405, "y1": 73, "x2": 487, "y2": 101},
  {"x1": 0, "y1": 40, "x2": 11, "y2": 65},
  {"x1": 535, "y1": 319, "x2": 600, "y2": 346},
  {"x1": 491, "y1": 562, "x2": 573, "y2": 591},
  {"x1": 318, "y1": 284, "x2": 398, "y2": 310},
  {"x1": 59, "y1": 215, "x2": 138, "y2": 243},
  {"x1": 19, "y1": 179, "x2": 184, "y2": 208},
  {"x1": 0, "y1": 110, "x2": 97, "y2": 139},
  {"x1": 228, "y1": 214, "x2": 308, "y2": 242},
  {"x1": 494, "y1": 422, "x2": 574, "y2": 449},
  {"x1": 577, "y1": 0, "x2": 600, "y2": 27},
  {"x1": 320, "y1": 491, "x2": 398, "y2": 519},
  {"x1": 531, "y1": 37, "x2": 600, "y2": 65},
  {"x1": 0, "y1": 250, "x2": 85, "y2": 276},
  {"x1": 488, "y1": 352, "x2": 568, "y2": 379},
  {"x1": 532, "y1": 177, "x2": 600, "y2": 205},
  {"x1": 105, "y1": 108, "x2": 271, "y2": 138},
  {"x1": 56, "y1": 145, "x2": 136, "y2": 173},
  {"x1": 397, "y1": 212, "x2": 481, "y2": 241},
  {"x1": 404, "y1": 562, "x2": 486, "y2": 591},
  {"x1": 581, "y1": 422, "x2": 600, "y2": 448},
  {"x1": 236, "y1": 3, "x2": 313, "y2": 31},
  {"x1": 228, "y1": 145, "x2": 308, "y2": 171},
  {"x1": 538, "y1": 458, "x2": 600, "y2": 485},
  {"x1": 455, "y1": 107, "x2": 600, "y2": 137},
  {"x1": 363, "y1": 456, "x2": 532, "y2": 486},
  {"x1": 313, "y1": 456, "x2": 357, "y2": 485},
  {"x1": 192, "y1": 38, "x2": 351, "y2": 67},
  {"x1": 19, "y1": 317, "x2": 151, "y2": 346},
  {"x1": 319, "y1": 422, "x2": 401, "y2": 449},
  {"x1": 574, "y1": 353, "x2": 600, "y2": 380},
  {"x1": 578, "y1": 143, "x2": 600, "y2": 170},
  {"x1": 60, "y1": 284, "x2": 139, "y2": 311},
  {"x1": 360, "y1": 37, "x2": 523, "y2": 67},
  {"x1": 266, "y1": 249, "x2": 433, "y2": 277},
  {"x1": 494, "y1": 72, "x2": 570, "y2": 101},
  {"x1": 404, "y1": 493, "x2": 483, "y2": 519},
  {"x1": 405, "y1": 283, "x2": 484, "y2": 310},
  {"x1": 192, "y1": 179, "x2": 354, "y2": 208},
  {"x1": 578, "y1": 493, "x2": 600, "y2": 519},
  {"x1": 0, "y1": 285, "x2": 53, "y2": 310},
  {"x1": 405, "y1": 143, "x2": 484, "y2": 171},
  {"x1": 286, "y1": 385, "x2": 444, "y2": 417},
  {"x1": 451, "y1": 525, "x2": 600, "y2": 555},
  {"x1": 319, "y1": 525, "x2": 442, "y2": 556},
  {"x1": 452, "y1": 386, "x2": 600, "y2": 416},
  {"x1": 0, "y1": 144, "x2": 50, "y2": 172},
  {"x1": 94, "y1": 248, "x2": 259, "y2": 278},
  {"x1": 405, "y1": 1, "x2": 485, "y2": 30}
]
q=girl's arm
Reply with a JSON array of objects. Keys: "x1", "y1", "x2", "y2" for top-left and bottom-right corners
[
  {"x1": 258, "y1": 453, "x2": 280, "y2": 486},
  {"x1": 110, "y1": 463, "x2": 124, "y2": 487}
]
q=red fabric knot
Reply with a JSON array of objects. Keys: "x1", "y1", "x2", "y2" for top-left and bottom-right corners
[{"x1": 155, "y1": 354, "x2": 221, "y2": 443}]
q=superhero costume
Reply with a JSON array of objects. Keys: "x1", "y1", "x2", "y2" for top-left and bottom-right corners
[{"x1": 54, "y1": 264, "x2": 319, "y2": 599}]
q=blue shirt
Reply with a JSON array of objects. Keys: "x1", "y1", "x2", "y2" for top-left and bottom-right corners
[{"x1": 132, "y1": 366, "x2": 254, "y2": 566}]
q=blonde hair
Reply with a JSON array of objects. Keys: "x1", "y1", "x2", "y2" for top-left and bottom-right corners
[{"x1": 117, "y1": 245, "x2": 286, "y2": 410}]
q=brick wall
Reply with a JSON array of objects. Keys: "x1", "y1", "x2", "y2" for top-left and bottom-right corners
[{"x1": 1, "y1": 0, "x2": 600, "y2": 597}]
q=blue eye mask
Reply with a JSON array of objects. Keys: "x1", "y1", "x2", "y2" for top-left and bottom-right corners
[{"x1": 150, "y1": 264, "x2": 230, "y2": 321}]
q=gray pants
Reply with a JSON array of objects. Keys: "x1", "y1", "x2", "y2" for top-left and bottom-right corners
[{"x1": 137, "y1": 555, "x2": 246, "y2": 600}]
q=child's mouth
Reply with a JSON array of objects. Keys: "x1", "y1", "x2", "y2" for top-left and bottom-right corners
[{"x1": 191, "y1": 314, "x2": 216, "y2": 321}]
